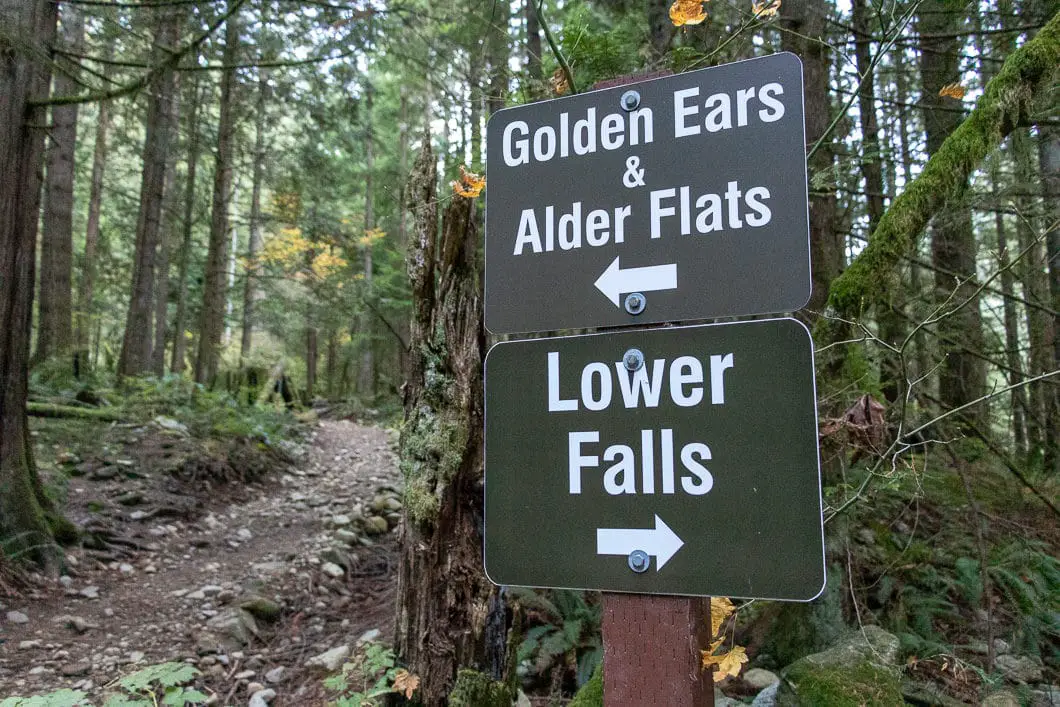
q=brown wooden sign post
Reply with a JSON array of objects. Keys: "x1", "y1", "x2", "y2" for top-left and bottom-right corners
[{"x1": 603, "y1": 593, "x2": 713, "y2": 705}]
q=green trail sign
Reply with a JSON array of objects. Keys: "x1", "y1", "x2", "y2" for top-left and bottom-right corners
[
  {"x1": 483, "y1": 318, "x2": 825, "y2": 600},
  {"x1": 484, "y1": 52, "x2": 810, "y2": 334}
]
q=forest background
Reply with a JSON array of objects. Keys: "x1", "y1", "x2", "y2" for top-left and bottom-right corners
[{"x1": 0, "y1": 0, "x2": 1058, "y2": 703}]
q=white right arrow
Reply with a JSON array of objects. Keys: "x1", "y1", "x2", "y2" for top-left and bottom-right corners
[
  {"x1": 594, "y1": 256, "x2": 678, "y2": 307},
  {"x1": 596, "y1": 514, "x2": 685, "y2": 570}
]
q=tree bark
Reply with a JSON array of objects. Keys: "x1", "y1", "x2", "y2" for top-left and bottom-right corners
[
  {"x1": 172, "y1": 73, "x2": 202, "y2": 375},
  {"x1": 152, "y1": 73, "x2": 183, "y2": 376},
  {"x1": 241, "y1": 69, "x2": 269, "y2": 363},
  {"x1": 118, "y1": 2, "x2": 183, "y2": 377},
  {"x1": 76, "y1": 56, "x2": 111, "y2": 376},
  {"x1": 781, "y1": 0, "x2": 842, "y2": 319},
  {"x1": 396, "y1": 139, "x2": 503, "y2": 704},
  {"x1": 525, "y1": 0, "x2": 543, "y2": 97},
  {"x1": 195, "y1": 6, "x2": 241, "y2": 385},
  {"x1": 918, "y1": 0, "x2": 986, "y2": 427},
  {"x1": 36, "y1": 4, "x2": 84, "y2": 369},
  {"x1": 0, "y1": 0, "x2": 62, "y2": 565},
  {"x1": 357, "y1": 82, "x2": 376, "y2": 398}
]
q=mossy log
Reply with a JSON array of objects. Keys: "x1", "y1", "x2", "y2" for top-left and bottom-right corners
[
  {"x1": 27, "y1": 402, "x2": 123, "y2": 422},
  {"x1": 823, "y1": 10, "x2": 1060, "y2": 324}
]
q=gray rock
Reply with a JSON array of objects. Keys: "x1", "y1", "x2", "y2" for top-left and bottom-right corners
[
  {"x1": 79, "y1": 585, "x2": 100, "y2": 599},
  {"x1": 1030, "y1": 686, "x2": 1060, "y2": 707},
  {"x1": 6, "y1": 610, "x2": 29, "y2": 624},
  {"x1": 750, "y1": 682, "x2": 779, "y2": 707},
  {"x1": 357, "y1": 628, "x2": 382, "y2": 645},
  {"x1": 248, "y1": 688, "x2": 276, "y2": 707},
  {"x1": 264, "y1": 666, "x2": 286, "y2": 684},
  {"x1": 327, "y1": 514, "x2": 353, "y2": 528},
  {"x1": 776, "y1": 627, "x2": 902, "y2": 706},
  {"x1": 744, "y1": 668, "x2": 780, "y2": 690},
  {"x1": 154, "y1": 416, "x2": 190, "y2": 435},
  {"x1": 205, "y1": 609, "x2": 260, "y2": 648},
  {"x1": 334, "y1": 529, "x2": 359, "y2": 546},
  {"x1": 246, "y1": 682, "x2": 265, "y2": 695},
  {"x1": 980, "y1": 689, "x2": 1021, "y2": 707},
  {"x1": 89, "y1": 466, "x2": 119, "y2": 480},
  {"x1": 116, "y1": 491, "x2": 144, "y2": 506},
  {"x1": 18, "y1": 640, "x2": 41, "y2": 650},
  {"x1": 996, "y1": 654, "x2": 1043, "y2": 684},
  {"x1": 305, "y1": 645, "x2": 350, "y2": 672},
  {"x1": 321, "y1": 562, "x2": 345, "y2": 578}
]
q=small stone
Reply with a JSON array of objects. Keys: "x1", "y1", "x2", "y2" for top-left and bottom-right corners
[
  {"x1": 235, "y1": 669, "x2": 256, "y2": 680},
  {"x1": 116, "y1": 491, "x2": 144, "y2": 506},
  {"x1": 249, "y1": 688, "x2": 276, "y2": 707},
  {"x1": 89, "y1": 466, "x2": 118, "y2": 480},
  {"x1": 187, "y1": 590, "x2": 206, "y2": 600},
  {"x1": 334, "y1": 529, "x2": 359, "y2": 546},
  {"x1": 61, "y1": 661, "x2": 91, "y2": 677},
  {"x1": 357, "y1": 628, "x2": 381, "y2": 645},
  {"x1": 240, "y1": 596, "x2": 282, "y2": 623},
  {"x1": 201, "y1": 585, "x2": 224, "y2": 597},
  {"x1": 246, "y1": 681, "x2": 265, "y2": 694},
  {"x1": 130, "y1": 510, "x2": 149, "y2": 521},
  {"x1": 743, "y1": 668, "x2": 780, "y2": 691},
  {"x1": 328, "y1": 514, "x2": 352, "y2": 528},
  {"x1": 363, "y1": 516, "x2": 389, "y2": 535},
  {"x1": 6, "y1": 610, "x2": 29, "y2": 624},
  {"x1": 237, "y1": 528, "x2": 253, "y2": 541},
  {"x1": 79, "y1": 586, "x2": 100, "y2": 599},
  {"x1": 18, "y1": 640, "x2": 42, "y2": 650},
  {"x1": 127, "y1": 651, "x2": 145, "y2": 664},
  {"x1": 119, "y1": 563, "x2": 135, "y2": 574},
  {"x1": 264, "y1": 666, "x2": 286, "y2": 684},
  {"x1": 321, "y1": 562, "x2": 345, "y2": 579},
  {"x1": 59, "y1": 575, "x2": 74, "y2": 588},
  {"x1": 305, "y1": 645, "x2": 350, "y2": 672}
]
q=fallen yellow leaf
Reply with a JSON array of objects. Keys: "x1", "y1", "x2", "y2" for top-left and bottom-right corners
[{"x1": 393, "y1": 669, "x2": 420, "y2": 699}]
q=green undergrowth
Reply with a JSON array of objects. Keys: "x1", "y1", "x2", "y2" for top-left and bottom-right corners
[{"x1": 839, "y1": 451, "x2": 1060, "y2": 674}]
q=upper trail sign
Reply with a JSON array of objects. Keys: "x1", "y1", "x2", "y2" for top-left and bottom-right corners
[{"x1": 485, "y1": 52, "x2": 811, "y2": 334}]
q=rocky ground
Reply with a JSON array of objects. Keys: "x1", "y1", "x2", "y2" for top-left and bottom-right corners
[{"x1": 0, "y1": 419, "x2": 403, "y2": 706}]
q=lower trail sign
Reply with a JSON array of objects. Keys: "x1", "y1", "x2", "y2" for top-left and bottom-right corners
[{"x1": 484, "y1": 318, "x2": 825, "y2": 600}]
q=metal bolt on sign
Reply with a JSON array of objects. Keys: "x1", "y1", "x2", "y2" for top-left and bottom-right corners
[
  {"x1": 623, "y1": 348, "x2": 645, "y2": 372},
  {"x1": 620, "y1": 90, "x2": 640, "y2": 111},
  {"x1": 627, "y1": 550, "x2": 650, "y2": 573},
  {"x1": 624, "y1": 292, "x2": 646, "y2": 315}
]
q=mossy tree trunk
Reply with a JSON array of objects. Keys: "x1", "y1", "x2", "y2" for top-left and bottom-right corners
[
  {"x1": 0, "y1": 0, "x2": 63, "y2": 567},
  {"x1": 396, "y1": 139, "x2": 506, "y2": 705},
  {"x1": 822, "y1": 10, "x2": 1060, "y2": 364},
  {"x1": 918, "y1": 0, "x2": 986, "y2": 428}
]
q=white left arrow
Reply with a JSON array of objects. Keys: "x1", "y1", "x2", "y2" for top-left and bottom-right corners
[
  {"x1": 594, "y1": 256, "x2": 678, "y2": 307},
  {"x1": 596, "y1": 514, "x2": 685, "y2": 570}
]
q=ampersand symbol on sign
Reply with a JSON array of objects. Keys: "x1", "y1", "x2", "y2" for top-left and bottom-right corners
[{"x1": 623, "y1": 156, "x2": 646, "y2": 188}]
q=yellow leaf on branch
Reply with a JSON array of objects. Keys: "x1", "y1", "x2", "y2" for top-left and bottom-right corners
[
  {"x1": 549, "y1": 67, "x2": 570, "y2": 96},
  {"x1": 670, "y1": 0, "x2": 707, "y2": 26},
  {"x1": 752, "y1": 0, "x2": 781, "y2": 17},
  {"x1": 938, "y1": 82, "x2": 967, "y2": 99},
  {"x1": 702, "y1": 644, "x2": 748, "y2": 682},
  {"x1": 710, "y1": 597, "x2": 735, "y2": 637},
  {"x1": 451, "y1": 165, "x2": 486, "y2": 198}
]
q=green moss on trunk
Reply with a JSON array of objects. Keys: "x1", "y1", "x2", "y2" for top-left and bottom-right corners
[{"x1": 448, "y1": 669, "x2": 512, "y2": 707}]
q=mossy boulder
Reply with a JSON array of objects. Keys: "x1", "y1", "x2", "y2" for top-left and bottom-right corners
[
  {"x1": 448, "y1": 669, "x2": 512, "y2": 707},
  {"x1": 776, "y1": 626, "x2": 903, "y2": 706}
]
